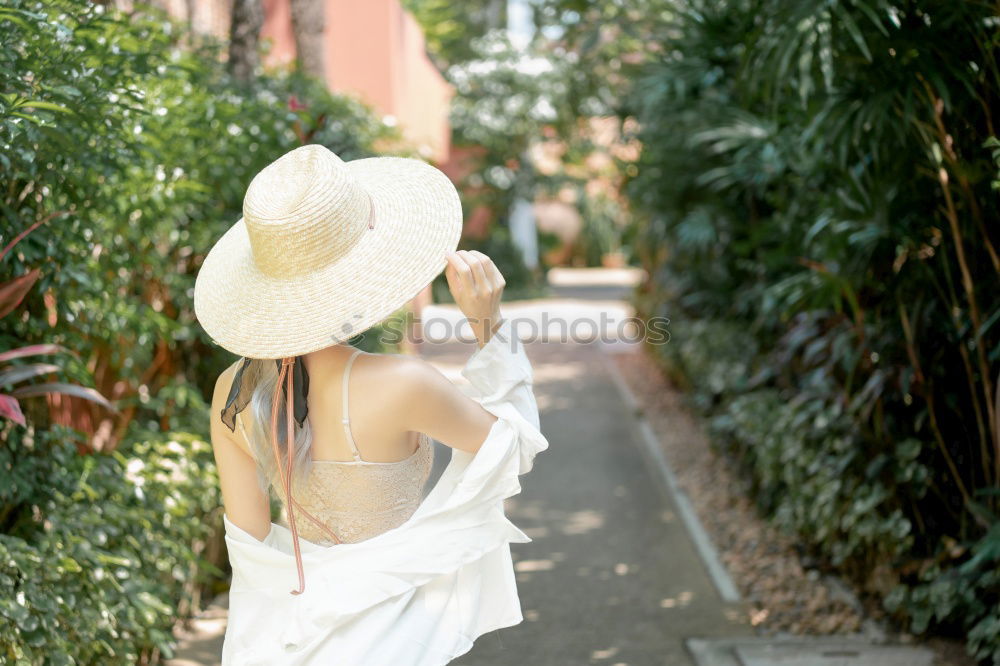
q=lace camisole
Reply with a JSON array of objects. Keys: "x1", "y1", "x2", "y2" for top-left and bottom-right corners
[{"x1": 236, "y1": 348, "x2": 434, "y2": 546}]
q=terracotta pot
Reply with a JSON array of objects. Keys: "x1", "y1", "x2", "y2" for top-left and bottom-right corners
[{"x1": 601, "y1": 251, "x2": 626, "y2": 268}]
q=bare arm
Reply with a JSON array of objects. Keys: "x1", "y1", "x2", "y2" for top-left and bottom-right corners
[
  {"x1": 395, "y1": 250, "x2": 508, "y2": 454},
  {"x1": 395, "y1": 358, "x2": 498, "y2": 454},
  {"x1": 209, "y1": 364, "x2": 271, "y2": 542}
]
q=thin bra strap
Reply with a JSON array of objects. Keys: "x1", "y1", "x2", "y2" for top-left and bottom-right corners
[{"x1": 342, "y1": 348, "x2": 364, "y2": 462}]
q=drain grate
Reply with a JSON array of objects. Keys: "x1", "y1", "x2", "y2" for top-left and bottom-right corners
[{"x1": 687, "y1": 637, "x2": 934, "y2": 666}]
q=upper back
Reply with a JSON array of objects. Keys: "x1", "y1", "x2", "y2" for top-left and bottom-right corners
[
  {"x1": 304, "y1": 347, "x2": 423, "y2": 462},
  {"x1": 225, "y1": 347, "x2": 422, "y2": 463}
]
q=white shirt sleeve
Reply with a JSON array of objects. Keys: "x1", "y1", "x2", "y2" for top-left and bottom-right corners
[{"x1": 461, "y1": 317, "x2": 540, "y2": 432}]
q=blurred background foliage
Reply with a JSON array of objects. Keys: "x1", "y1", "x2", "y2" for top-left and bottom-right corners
[
  {"x1": 401, "y1": 0, "x2": 508, "y2": 72},
  {"x1": 620, "y1": 0, "x2": 1000, "y2": 661},
  {"x1": 408, "y1": 0, "x2": 647, "y2": 283}
]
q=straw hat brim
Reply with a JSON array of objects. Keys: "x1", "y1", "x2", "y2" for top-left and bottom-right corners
[{"x1": 193, "y1": 156, "x2": 462, "y2": 359}]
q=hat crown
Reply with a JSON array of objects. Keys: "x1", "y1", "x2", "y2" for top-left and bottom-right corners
[{"x1": 243, "y1": 144, "x2": 372, "y2": 278}]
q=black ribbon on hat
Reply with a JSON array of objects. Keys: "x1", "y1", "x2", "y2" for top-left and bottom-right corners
[{"x1": 220, "y1": 356, "x2": 310, "y2": 433}]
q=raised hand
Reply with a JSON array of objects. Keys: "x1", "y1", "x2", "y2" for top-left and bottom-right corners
[{"x1": 444, "y1": 250, "x2": 505, "y2": 348}]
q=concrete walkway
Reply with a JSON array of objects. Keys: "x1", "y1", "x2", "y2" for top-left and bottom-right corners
[{"x1": 167, "y1": 267, "x2": 751, "y2": 665}]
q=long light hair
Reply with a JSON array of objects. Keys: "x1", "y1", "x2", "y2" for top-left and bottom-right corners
[{"x1": 237, "y1": 358, "x2": 316, "y2": 497}]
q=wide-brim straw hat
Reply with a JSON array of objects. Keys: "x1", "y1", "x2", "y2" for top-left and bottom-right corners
[{"x1": 193, "y1": 143, "x2": 462, "y2": 359}]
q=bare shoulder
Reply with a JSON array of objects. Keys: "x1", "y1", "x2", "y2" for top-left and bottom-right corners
[
  {"x1": 209, "y1": 360, "x2": 254, "y2": 456},
  {"x1": 360, "y1": 351, "x2": 453, "y2": 398},
  {"x1": 365, "y1": 351, "x2": 496, "y2": 453},
  {"x1": 366, "y1": 351, "x2": 484, "y2": 415}
]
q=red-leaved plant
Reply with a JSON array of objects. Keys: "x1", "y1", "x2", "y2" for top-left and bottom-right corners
[{"x1": 0, "y1": 219, "x2": 116, "y2": 426}]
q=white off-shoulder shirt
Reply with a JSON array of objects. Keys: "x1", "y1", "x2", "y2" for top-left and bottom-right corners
[{"x1": 220, "y1": 319, "x2": 549, "y2": 665}]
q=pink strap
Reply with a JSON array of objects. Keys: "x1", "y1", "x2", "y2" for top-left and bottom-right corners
[{"x1": 269, "y1": 356, "x2": 342, "y2": 595}]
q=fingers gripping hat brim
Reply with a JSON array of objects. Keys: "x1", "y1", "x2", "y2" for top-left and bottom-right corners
[{"x1": 193, "y1": 155, "x2": 462, "y2": 359}]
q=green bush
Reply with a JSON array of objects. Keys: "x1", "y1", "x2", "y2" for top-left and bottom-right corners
[
  {"x1": 651, "y1": 317, "x2": 758, "y2": 411},
  {"x1": 712, "y1": 389, "x2": 924, "y2": 570},
  {"x1": 0, "y1": 424, "x2": 221, "y2": 663},
  {"x1": 1, "y1": 0, "x2": 402, "y2": 661},
  {"x1": 655, "y1": 316, "x2": 926, "y2": 573},
  {"x1": 885, "y1": 519, "x2": 1000, "y2": 664},
  {"x1": 627, "y1": 0, "x2": 1000, "y2": 659}
]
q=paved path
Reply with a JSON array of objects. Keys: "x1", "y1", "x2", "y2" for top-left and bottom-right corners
[{"x1": 167, "y1": 268, "x2": 751, "y2": 665}]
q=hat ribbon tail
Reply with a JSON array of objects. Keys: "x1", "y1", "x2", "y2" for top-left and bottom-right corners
[{"x1": 269, "y1": 357, "x2": 343, "y2": 597}]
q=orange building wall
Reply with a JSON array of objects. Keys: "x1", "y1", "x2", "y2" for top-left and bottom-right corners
[
  {"x1": 260, "y1": 0, "x2": 453, "y2": 163},
  {"x1": 260, "y1": 0, "x2": 296, "y2": 65}
]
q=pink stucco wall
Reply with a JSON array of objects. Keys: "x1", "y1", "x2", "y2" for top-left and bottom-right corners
[{"x1": 260, "y1": 0, "x2": 453, "y2": 163}]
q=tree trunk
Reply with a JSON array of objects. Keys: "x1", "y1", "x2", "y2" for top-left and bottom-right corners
[
  {"x1": 290, "y1": 0, "x2": 326, "y2": 81},
  {"x1": 229, "y1": 0, "x2": 264, "y2": 82},
  {"x1": 485, "y1": 0, "x2": 505, "y2": 30}
]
